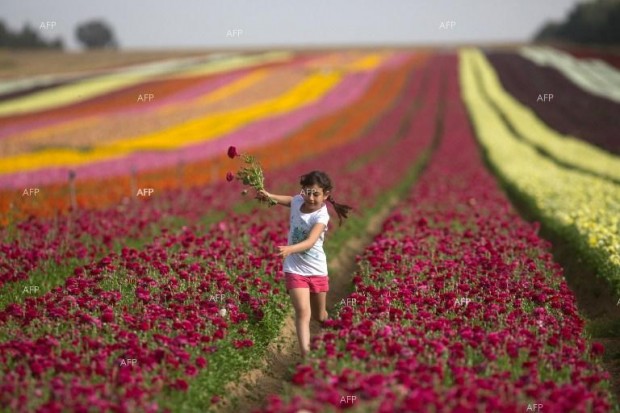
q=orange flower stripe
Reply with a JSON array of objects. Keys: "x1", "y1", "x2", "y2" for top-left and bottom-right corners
[{"x1": 0, "y1": 52, "x2": 427, "y2": 224}]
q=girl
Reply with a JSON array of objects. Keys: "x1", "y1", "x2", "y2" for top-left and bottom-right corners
[{"x1": 256, "y1": 171, "x2": 353, "y2": 360}]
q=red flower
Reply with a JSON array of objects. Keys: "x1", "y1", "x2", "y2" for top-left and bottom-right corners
[
  {"x1": 227, "y1": 146, "x2": 239, "y2": 158},
  {"x1": 101, "y1": 309, "x2": 114, "y2": 323},
  {"x1": 291, "y1": 365, "x2": 314, "y2": 385},
  {"x1": 196, "y1": 356, "x2": 207, "y2": 368},
  {"x1": 174, "y1": 378, "x2": 189, "y2": 391},
  {"x1": 226, "y1": 172, "x2": 234, "y2": 182},
  {"x1": 185, "y1": 365, "x2": 198, "y2": 377},
  {"x1": 591, "y1": 342, "x2": 605, "y2": 357}
]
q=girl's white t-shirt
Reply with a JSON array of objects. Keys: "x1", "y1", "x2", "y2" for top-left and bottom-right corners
[{"x1": 283, "y1": 194, "x2": 330, "y2": 276}]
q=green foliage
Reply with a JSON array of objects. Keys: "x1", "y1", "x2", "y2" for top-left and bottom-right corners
[
  {"x1": 534, "y1": 0, "x2": 620, "y2": 45},
  {"x1": 231, "y1": 153, "x2": 277, "y2": 206},
  {"x1": 0, "y1": 20, "x2": 63, "y2": 50}
]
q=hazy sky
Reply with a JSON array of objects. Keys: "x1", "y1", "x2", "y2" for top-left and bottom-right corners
[{"x1": 3, "y1": 0, "x2": 582, "y2": 51}]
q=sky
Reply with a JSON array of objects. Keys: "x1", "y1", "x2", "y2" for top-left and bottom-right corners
[{"x1": 2, "y1": 0, "x2": 583, "y2": 51}]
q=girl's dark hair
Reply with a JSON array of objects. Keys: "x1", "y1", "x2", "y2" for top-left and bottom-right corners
[{"x1": 300, "y1": 171, "x2": 353, "y2": 226}]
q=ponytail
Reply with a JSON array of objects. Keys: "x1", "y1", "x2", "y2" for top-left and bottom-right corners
[{"x1": 328, "y1": 196, "x2": 353, "y2": 227}]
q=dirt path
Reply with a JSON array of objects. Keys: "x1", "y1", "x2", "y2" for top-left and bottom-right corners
[{"x1": 214, "y1": 195, "x2": 401, "y2": 413}]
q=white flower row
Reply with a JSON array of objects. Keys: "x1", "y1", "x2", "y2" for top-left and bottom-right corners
[
  {"x1": 0, "y1": 54, "x2": 219, "y2": 97},
  {"x1": 0, "y1": 73, "x2": 78, "y2": 96},
  {"x1": 520, "y1": 46, "x2": 620, "y2": 103}
]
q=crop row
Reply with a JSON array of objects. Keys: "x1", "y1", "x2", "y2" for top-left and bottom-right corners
[
  {"x1": 0, "y1": 53, "x2": 405, "y2": 223},
  {"x1": 486, "y1": 52, "x2": 619, "y2": 155},
  {"x1": 556, "y1": 45, "x2": 620, "y2": 69},
  {"x1": 0, "y1": 52, "x2": 390, "y2": 182},
  {"x1": 0, "y1": 52, "x2": 293, "y2": 118},
  {"x1": 0, "y1": 66, "x2": 342, "y2": 176},
  {"x1": 261, "y1": 54, "x2": 613, "y2": 413},
  {"x1": 469, "y1": 50, "x2": 620, "y2": 184},
  {"x1": 461, "y1": 49, "x2": 620, "y2": 300}
]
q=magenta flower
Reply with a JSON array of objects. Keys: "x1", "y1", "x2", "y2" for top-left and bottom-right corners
[
  {"x1": 101, "y1": 309, "x2": 114, "y2": 323},
  {"x1": 591, "y1": 342, "x2": 605, "y2": 357},
  {"x1": 226, "y1": 172, "x2": 234, "y2": 182},
  {"x1": 227, "y1": 146, "x2": 239, "y2": 159}
]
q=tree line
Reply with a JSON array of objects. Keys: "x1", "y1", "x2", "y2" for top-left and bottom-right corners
[
  {"x1": 0, "y1": 19, "x2": 118, "y2": 50},
  {"x1": 535, "y1": 0, "x2": 620, "y2": 45}
]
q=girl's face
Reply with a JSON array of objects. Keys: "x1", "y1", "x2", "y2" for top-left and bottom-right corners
[{"x1": 300, "y1": 184, "x2": 330, "y2": 212}]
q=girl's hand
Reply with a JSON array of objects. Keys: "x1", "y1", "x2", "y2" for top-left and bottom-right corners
[
  {"x1": 255, "y1": 189, "x2": 271, "y2": 202},
  {"x1": 277, "y1": 245, "x2": 294, "y2": 258}
]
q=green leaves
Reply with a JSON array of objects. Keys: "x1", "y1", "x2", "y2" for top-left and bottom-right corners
[{"x1": 227, "y1": 149, "x2": 276, "y2": 206}]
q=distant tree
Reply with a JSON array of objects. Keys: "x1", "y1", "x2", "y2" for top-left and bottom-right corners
[
  {"x1": 534, "y1": 0, "x2": 620, "y2": 45},
  {"x1": 75, "y1": 20, "x2": 118, "y2": 50},
  {"x1": 0, "y1": 20, "x2": 63, "y2": 49},
  {"x1": 535, "y1": 22, "x2": 561, "y2": 42},
  {"x1": 0, "y1": 21, "x2": 8, "y2": 46}
]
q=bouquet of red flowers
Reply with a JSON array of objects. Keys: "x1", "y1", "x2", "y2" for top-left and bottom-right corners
[{"x1": 226, "y1": 146, "x2": 277, "y2": 206}]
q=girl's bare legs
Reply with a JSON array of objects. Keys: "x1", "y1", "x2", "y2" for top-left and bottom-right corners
[
  {"x1": 289, "y1": 288, "x2": 311, "y2": 360},
  {"x1": 310, "y1": 292, "x2": 328, "y2": 323}
]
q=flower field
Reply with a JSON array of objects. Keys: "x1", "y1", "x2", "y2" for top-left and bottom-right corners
[
  {"x1": 0, "y1": 50, "x2": 438, "y2": 411},
  {"x1": 259, "y1": 53, "x2": 614, "y2": 413},
  {"x1": 1, "y1": 45, "x2": 619, "y2": 412},
  {"x1": 461, "y1": 48, "x2": 620, "y2": 298},
  {"x1": 463, "y1": 49, "x2": 620, "y2": 183}
]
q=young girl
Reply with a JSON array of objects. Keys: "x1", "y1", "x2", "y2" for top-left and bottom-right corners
[{"x1": 256, "y1": 171, "x2": 353, "y2": 360}]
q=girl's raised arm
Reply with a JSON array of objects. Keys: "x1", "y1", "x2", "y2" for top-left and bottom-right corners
[{"x1": 257, "y1": 190, "x2": 293, "y2": 207}]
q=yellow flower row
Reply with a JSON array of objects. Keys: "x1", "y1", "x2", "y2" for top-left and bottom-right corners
[
  {"x1": 0, "y1": 53, "x2": 386, "y2": 175},
  {"x1": 472, "y1": 49, "x2": 620, "y2": 183},
  {"x1": 460, "y1": 48, "x2": 620, "y2": 290},
  {"x1": 8, "y1": 68, "x2": 268, "y2": 150}
]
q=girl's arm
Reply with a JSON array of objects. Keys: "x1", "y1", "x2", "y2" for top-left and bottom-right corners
[
  {"x1": 278, "y1": 223, "x2": 326, "y2": 257},
  {"x1": 257, "y1": 189, "x2": 293, "y2": 207}
]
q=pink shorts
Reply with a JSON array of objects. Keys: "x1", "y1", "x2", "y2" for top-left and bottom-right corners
[{"x1": 285, "y1": 272, "x2": 329, "y2": 293}]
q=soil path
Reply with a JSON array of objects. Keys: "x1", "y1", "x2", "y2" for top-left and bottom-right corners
[{"x1": 214, "y1": 194, "x2": 401, "y2": 413}]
